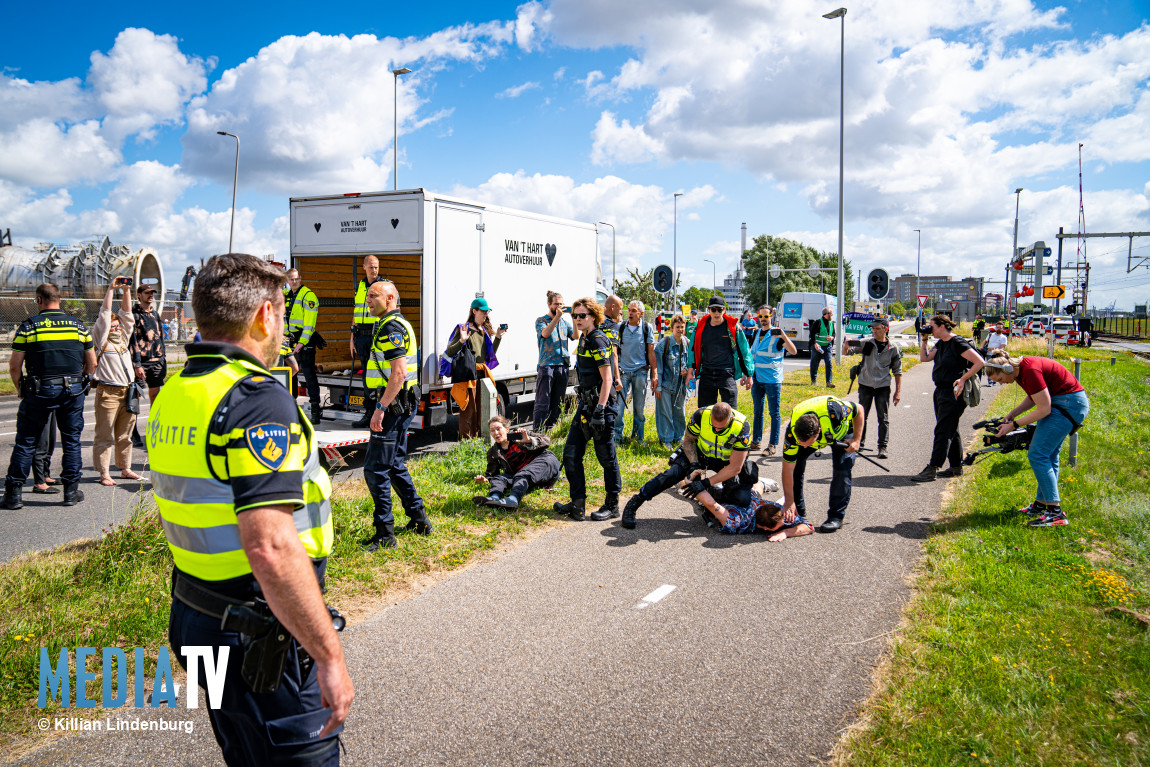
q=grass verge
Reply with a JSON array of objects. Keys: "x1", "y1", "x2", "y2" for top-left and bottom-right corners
[
  {"x1": 0, "y1": 348, "x2": 903, "y2": 747},
  {"x1": 839, "y1": 345, "x2": 1150, "y2": 765}
]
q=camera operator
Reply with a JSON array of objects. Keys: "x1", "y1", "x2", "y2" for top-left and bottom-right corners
[
  {"x1": 983, "y1": 351, "x2": 1089, "y2": 527},
  {"x1": 911, "y1": 314, "x2": 984, "y2": 483}
]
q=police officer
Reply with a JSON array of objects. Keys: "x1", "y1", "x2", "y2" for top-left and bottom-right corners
[
  {"x1": 350, "y1": 255, "x2": 384, "y2": 427},
  {"x1": 152, "y1": 253, "x2": 353, "y2": 765},
  {"x1": 620, "y1": 402, "x2": 756, "y2": 529},
  {"x1": 362, "y1": 280, "x2": 433, "y2": 551},
  {"x1": 553, "y1": 297, "x2": 621, "y2": 521},
  {"x1": 780, "y1": 394, "x2": 864, "y2": 534},
  {"x1": 285, "y1": 268, "x2": 322, "y2": 422},
  {"x1": 3, "y1": 284, "x2": 95, "y2": 510}
]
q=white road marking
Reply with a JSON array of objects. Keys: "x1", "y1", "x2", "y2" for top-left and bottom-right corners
[{"x1": 640, "y1": 584, "x2": 676, "y2": 605}]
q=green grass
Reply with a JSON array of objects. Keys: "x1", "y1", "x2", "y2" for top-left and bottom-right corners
[
  {"x1": 0, "y1": 349, "x2": 905, "y2": 747},
  {"x1": 840, "y1": 346, "x2": 1150, "y2": 766}
]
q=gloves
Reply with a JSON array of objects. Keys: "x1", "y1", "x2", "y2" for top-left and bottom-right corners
[
  {"x1": 683, "y1": 477, "x2": 710, "y2": 499},
  {"x1": 590, "y1": 404, "x2": 606, "y2": 431}
]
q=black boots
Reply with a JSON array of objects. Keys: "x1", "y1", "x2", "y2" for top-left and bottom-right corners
[
  {"x1": 405, "y1": 518, "x2": 434, "y2": 535},
  {"x1": 1, "y1": 485, "x2": 22, "y2": 510},
  {"x1": 554, "y1": 499, "x2": 585, "y2": 521},
  {"x1": 621, "y1": 495, "x2": 644, "y2": 529},
  {"x1": 589, "y1": 494, "x2": 619, "y2": 521},
  {"x1": 910, "y1": 465, "x2": 938, "y2": 483},
  {"x1": 310, "y1": 407, "x2": 323, "y2": 424},
  {"x1": 363, "y1": 523, "x2": 397, "y2": 552},
  {"x1": 62, "y1": 483, "x2": 84, "y2": 507}
]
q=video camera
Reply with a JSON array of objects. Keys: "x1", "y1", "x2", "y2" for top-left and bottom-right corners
[{"x1": 962, "y1": 417, "x2": 1034, "y2": 466}]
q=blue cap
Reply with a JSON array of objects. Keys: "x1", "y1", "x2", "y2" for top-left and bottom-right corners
[{"x1": 470, "y1": 297, "x2": 492, "y2": 312}]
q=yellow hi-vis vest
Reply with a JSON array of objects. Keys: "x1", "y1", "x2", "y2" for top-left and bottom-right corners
[
  {"x1": 353, "y1": 280, "x2": 379, "y2": 329},
  {"x1": 149, "y1": 354, "x2": 333, "y2": 581},
  {"x1": 366, "y1": 311, "x2": 418, "y2": 391},
  {"x1": 791, "y1": 395, "x2": 855, "y2": 450},
  {"x1": 285, "y1": 285, "x2": 319, "y2": 346},
  {"x1": 694, "y1": 406, "x2": 751, "y2": 462}
]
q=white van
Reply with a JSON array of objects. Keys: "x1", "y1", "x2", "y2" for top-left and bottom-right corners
[{"x1": 776, "y1": 292, "x2": 838, "y2": 354}]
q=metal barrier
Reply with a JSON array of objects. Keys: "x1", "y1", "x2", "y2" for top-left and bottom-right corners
[
  {"x1": 0, "y1": 298, "x2": 198, "y2": 343},
  {"x1": 1096, "y1": 316, "x2": 1147, "y2": 339}
]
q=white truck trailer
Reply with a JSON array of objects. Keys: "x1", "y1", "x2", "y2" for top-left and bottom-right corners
[{"x1": 289, "y1": 189, "x2": 604, "y2": 459}]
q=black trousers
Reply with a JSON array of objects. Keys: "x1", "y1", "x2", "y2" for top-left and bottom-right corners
[
  {"x1": 33, "y1": 411, "x2": 57, "y2": 485},
  {"x1": 353, "y1": 332, "x2": 372, "y2": 406},
  {"x1": 295, "y1": 346, "x2": 321, "y2": 411},
  {"x1": 790, "y1": 443, "x2": 855, "y2": 520},
  {"x1": 637, "y1": 458, "x2": 757, "y2": 507},
  {"x1": 6, "y1": 383, "x2": 85, "y2": 487},
  {"x1": 364, "y1": 407, "x2": 428, "y2": 535},
  {"x1": 489, "y1": 452, "x2": 561, "y2": 500},
  {"x1": 697, "y1": 370, "x2": 738, "y2": 408},
  {"x1": 930, "y1": 387, "x2": 967, "y2": 469},
  {"x1": 858, "y1": 385, "x2": 890, "y2": 448},
  {"x1": 562, "y1": 399, "x2": 621, "y2": 500}
]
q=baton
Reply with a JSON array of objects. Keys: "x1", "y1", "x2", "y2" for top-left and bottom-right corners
[{"x1": 833, "y1": 441, "x2": 891, "y2": 472}]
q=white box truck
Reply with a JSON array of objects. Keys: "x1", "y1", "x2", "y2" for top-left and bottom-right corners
[
  {"x1": 289, "y1": 189, "x2": 605, "y2": 446},
  {"x1": 776, "y1": 292, "x2": 838, "y2": 354}
]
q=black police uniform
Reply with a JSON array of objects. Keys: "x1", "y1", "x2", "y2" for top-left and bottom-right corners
[
  {"x1": 558, "y1": 327, "x2": 621, "y2": 518},
  {"x1": 3, "y1": 307, "x2": 92, "y2": 507}
]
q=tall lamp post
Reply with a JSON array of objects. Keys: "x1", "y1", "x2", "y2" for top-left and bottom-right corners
[
  {"x1": 392, "y1": 67, "x2": 413, "y2": 190},
  {"x1": 598, "y1": 221, "x2": 616, "y2": 290},
  {"x1": 914, "y1": 228, "x2": 921, "y2": 319},
  {"x1": 703, "y1": 258, "x2": 716, "y2": 293},
  {"x1": 824, "y1": 6, "x2": 846, "y2": 364},
  {"x1": 1011, "y1": 187, "x2": 1023, "y2": 320},
  {"x1": 217, "y1": 131, "x2": 239, "y2": 253},
  {"x1": 673, "y1": 191, "x2": 684, "y2": 310}
]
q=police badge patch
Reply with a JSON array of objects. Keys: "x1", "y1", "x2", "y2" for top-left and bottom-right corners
[
  {"x1": 245, "y1": 423, "x2": 290, "y2": 471},
  {"x1": 388, "y1": 331, "x2": 404, "y2": 347}
]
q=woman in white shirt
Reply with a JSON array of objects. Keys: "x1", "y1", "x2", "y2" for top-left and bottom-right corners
[{"x1": 91, "y1": 277, "x2": 143, "y2": 485}]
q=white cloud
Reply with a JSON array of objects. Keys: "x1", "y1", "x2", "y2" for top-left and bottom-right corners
[
  {"x1": 497, "y1": 81, "x2": 541, "y2": 98},
  {"x1": 0, "y1": 119, "x2": 120, "y2": 187},
  {"x1": 591, "y1": 112, "x2": 664, "y2": 165}
]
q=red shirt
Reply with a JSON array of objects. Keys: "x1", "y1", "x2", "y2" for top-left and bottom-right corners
[{"x1": 1016, "y1": 357, "x2": 1084, "y2": 398}]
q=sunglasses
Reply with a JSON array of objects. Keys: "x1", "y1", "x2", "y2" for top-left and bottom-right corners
[
  {"x1": 757, "y1": 315, "x2": 771, "y2": 320},
  {"x1": 709, "y1": 307, "x2": 724, "y2": 312},
  {"x1": 571, "y1": 312, "x2": 589, "y2": 319}
]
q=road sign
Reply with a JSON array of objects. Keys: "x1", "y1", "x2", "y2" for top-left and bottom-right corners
[
  {"x1": 769, "y1": 265, "x2": 781, "y2": 279},
  {"x1": 1017, "y1": 265, "x2": 1053, "y2": 276},
  {"x1": 916, "y1": 295, "x2": 928, "y2": 309},
  {"x1": 653, "y1": 265, "x2": 673, "y2": 293},
  {"x1": 950, "y1": 301, "x2": 958, "y2": 311},
  {"x1": 807, "y1": 263, "x2": 820, "y2": 279},
  {"x1": 1042, "y1": 284, "x2": 1066, "y2": 299},
  {"x1": 844, "y1": 312, "x2": 876, "y2": 335}
]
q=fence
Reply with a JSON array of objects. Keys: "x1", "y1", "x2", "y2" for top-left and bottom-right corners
[
  {"x1": 0, "y1": 298, "x2": 198, "y2": 345},
  {"x1": 1094, "y1": 316, "x2": 1148, "y2": 339}
]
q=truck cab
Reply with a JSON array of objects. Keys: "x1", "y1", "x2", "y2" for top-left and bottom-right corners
[{"x1": 776, "y1": 292, "x2": 838, "y2": 354}]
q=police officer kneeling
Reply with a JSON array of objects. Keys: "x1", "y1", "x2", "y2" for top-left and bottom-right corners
[
  {"x1": 151, "y1": 254, "x2": 353, "y2": 765},
  {"x1": 620, "y1": 402, "x2": 757, "y2": 529},
  {"x1": 3, "y1": 284, "x2": 95, "y2": 510},
  {"x1": 780, "y1": 395, "x2": 864, "y2": 534}
]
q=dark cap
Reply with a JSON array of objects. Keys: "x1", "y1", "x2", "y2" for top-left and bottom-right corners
[
  {"x1": 137, "y1": 284, "x2": 156, "y2": 294},
  {"x1": 708, "y1": 295, "x2": 726, "y2": 308},
  {"x1": 870, "y1": 317, "x2": 889, "y2": 328}
]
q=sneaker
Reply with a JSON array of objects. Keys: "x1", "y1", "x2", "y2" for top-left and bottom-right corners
[
  {"x1": 1017, "y1": 501, "x2": 1046, "y2": 516},
  {"x1": 1028, "y1": 509, "x2": 1069, "y2": 527},
  {"x1": 765, "y1": 444, "x2": 777, "y2": 457},
  {"x1": 826, "y1": 383, "x2": 836, "y2": 389},
  {"x1": 910, "y1": 465, "x2": 938, "y2": 483},
  {"x1": 937, "y1": 465, "x2": 964, "y2": 478},
  {"x1": 749, "y1": 441, "x2": 761, "y2": 451}
]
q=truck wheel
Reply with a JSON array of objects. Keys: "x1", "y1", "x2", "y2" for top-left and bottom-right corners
[{"x1": 495, "y1": 382, "x2": 510, "y2": 417}]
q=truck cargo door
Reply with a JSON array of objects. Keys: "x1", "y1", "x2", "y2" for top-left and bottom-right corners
[{"x1": 435, "y1": 204, "x2": 483, "y2": 355}]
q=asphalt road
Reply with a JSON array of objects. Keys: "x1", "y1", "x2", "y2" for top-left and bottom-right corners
[{"x1": 17, "y1": 359, "x2": 993, "y2": 766}]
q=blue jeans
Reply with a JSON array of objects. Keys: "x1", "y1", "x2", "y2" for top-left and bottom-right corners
[
  {"x1": 6, "y1": 382, "x2": 86, "y2": 488},
  {"x1": 364, "y1": 407, "x2": 428, "y2": 535},
  {"x1": 1029, "y1": 390, "x2": 1089, "y2": 505},
  {"x1": 655, "y1": 384, "x2": 687, "y2": 444},
  {"x1": 751, "y1": 381, "x2": 782, "y2": 445},
  {"x1": 615, "y1": 369, "x2": 649, "y2": 441},
  {"x1": 810, "y1": 344, "x2": 833, "y2": 384}
]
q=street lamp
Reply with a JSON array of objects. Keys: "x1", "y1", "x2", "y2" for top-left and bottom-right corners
[
  {"x1": 1011, "y1": 187, "x2": 1023, "y2": 319},
  {"x1": 392, "y1": 67, "x2": 413, "y2": 191},
  {"x1": 598, "y1": 221, "x2": 616, "y2": 290},
  {"x1": 914, "y1": 228, "x2": 921, "y2": 318},
  {"x1": 703, "y1": 258, "x2": 716, "y2": 293},
  {"x1": 217, "y1": 131, "x2": 239, "y2": 254},
  {"x1": 824, "y1": 6, "x2": 846, "y2": 364},
  {"x1": 673, "y1": 192, "x2": 684, "y2": 310}
]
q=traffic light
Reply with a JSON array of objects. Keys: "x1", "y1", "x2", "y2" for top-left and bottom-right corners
[
  {"x1": 653, "y1": 264, "x2": 673, "y2": 293},
  {"x1": 867, "y1": 268, "x2": 889, "y2": 301}
]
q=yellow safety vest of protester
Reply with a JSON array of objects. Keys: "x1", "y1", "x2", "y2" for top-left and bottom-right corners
[
  {"x1": 149, "y1": 352, "x2": 333, "y2": 581},
  {"x1": 366, "y1": 311, "x2": 419, "y2": 392},
  {"x1": 692, "y1": 406, "x2": 751, "y2": 462}
]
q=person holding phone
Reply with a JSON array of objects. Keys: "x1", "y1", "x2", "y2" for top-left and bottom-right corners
[
  {"x1": 472, "y1": 415, "x2": 560, "y2": 510},
  {"x1": 749, "y1": 305, "x2": 797, "y2": 455},
  {"x1": 840, "y1": 317, "x2": 902, "y2": 459},
  {"x1": 445, "y1": 298, "x2": 506, "y2": 439},
  {"x1": 91, "y1": 276, "x2": 144, "y2": 485},
  {"x1": 534, "y1": 291, "x2": 580, "y2": 432}
]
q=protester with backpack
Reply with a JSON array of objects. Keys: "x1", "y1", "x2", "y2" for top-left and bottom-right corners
[
  {"x1": 911, "y1": 314, "x2": 984, "y2": 483},
  {"x1": 445, "y1": 297, "x2": 505, "y2": 439},
  {"x1": 690, "y1": 295, "x2": 753, "y2": 408},
  {"x1": 614, "y1": 300, "x2": 658, "y2": 442},
  {"x1": 983, "y1": 351, "x2": 1089, "y2": 527},
  {"x1": 653, "y1": 314, "x2": 691, "y2": 446}
]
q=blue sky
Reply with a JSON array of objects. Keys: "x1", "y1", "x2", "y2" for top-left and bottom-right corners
[{"x1": 3, "y1": 0, "x2": 1149, "y2": 309}]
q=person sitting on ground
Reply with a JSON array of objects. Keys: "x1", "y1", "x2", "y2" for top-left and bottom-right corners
[
  {"x1": 620, "y1": 402, "x2": 757, "y2": 529},
  {"x1": 473, "y1": 415, "x2": 560, "y2": 510}
]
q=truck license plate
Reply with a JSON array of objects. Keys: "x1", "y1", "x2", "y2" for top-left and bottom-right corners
[
  {"x1": 349, "y1": 395, "x2": 364, "y2": 406},
  {"x1": 785, "y1": 331, "x2": 797, "y2": 337}
]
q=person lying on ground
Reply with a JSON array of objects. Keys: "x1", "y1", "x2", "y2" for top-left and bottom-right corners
[
  {"x1": 691, "y1": 486, "x2": 813, "y2": 540},
  {"x1": 472, "y1": 415, "x2": 560, "y2": 510}
]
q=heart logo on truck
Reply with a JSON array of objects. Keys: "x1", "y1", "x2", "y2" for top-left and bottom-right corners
[
  {"x1": 313, "y1": 223, "x2": 321, "y2": 232},
  {"x1": 545, "y1": 243, "x2": 557, "y2": 266},
  {"x1": 391, "y1": 218, "x2": 399, "y2": 229}
]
